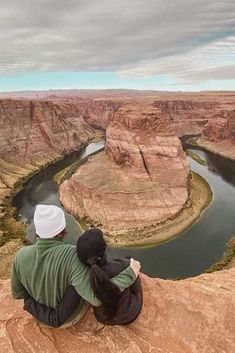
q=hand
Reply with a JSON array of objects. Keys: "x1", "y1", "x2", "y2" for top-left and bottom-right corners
[{"x1": 130, "y1": 258, "x2": 141, "y2": 277}]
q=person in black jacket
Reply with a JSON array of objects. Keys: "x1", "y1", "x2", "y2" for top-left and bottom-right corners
[{"x1": 23, "y1": 228, "x2": 143, "y2": 327}]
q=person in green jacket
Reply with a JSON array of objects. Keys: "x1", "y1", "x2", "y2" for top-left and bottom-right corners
[{"x1": 11, "y1": 204, "x2": 140, "y2": 328}]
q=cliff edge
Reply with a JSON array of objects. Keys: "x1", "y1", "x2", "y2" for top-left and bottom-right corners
[{"x1": 0, "y1": 268, "x2": 234, "y2": 353}]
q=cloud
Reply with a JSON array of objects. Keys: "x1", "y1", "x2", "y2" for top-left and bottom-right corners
[
  {"x1": 0, "y1": 0, "x2": 235, "y2": 84},
  {"x1": 118, "y1": 35, "x2": 235, "y2": 83}
]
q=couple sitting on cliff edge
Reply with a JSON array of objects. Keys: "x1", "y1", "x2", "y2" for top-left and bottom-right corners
[{"x1": 11, "y1": 204, "x2": 143, "y2": 328}]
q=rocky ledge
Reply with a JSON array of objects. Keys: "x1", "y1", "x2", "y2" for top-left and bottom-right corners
[
  {"x1": 60, "y1": 104, "x2": 190, "y2": 234},
  {"x1": 1, "y1": 267, "x2": 234, "y2": 353}
]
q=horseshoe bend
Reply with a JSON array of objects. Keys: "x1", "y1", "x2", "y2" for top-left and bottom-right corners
[
  {"x1": 59, "y1": 102, "x2": 206, "y2": 245},
  {"x1": 0, "y1": 90, "x2": 235, "y2": 352}
]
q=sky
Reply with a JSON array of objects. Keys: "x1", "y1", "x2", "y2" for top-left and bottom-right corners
[{"x1": 0, "y1": 0, "x2": 235, "y2": 92}]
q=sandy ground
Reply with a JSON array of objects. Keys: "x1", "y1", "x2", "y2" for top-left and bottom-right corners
[{"x1": 105, "y1": 172, "x2": 212, "y2": 247}]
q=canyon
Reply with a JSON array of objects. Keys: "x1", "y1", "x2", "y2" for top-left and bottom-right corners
[
  {"x1": 0, "y1": 99, "x2": 95, "y2": 203},
  {"x1": 59, "y1": 103, "x2": 191, "y2": 234},
  {"x1": 1, "y1": 91, "x2": 235, "y2": 207},
  {"x1": 0, "y1": 90, "x2": 235, "y2": 352},
  {"x1": 0, "y1": 91, "x2": 235, "y2": 241}
]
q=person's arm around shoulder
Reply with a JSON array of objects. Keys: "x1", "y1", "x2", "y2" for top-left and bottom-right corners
[
  {"x1": 11, "y1": 257, "x2": 25, "y2": 299},
  {"x1": 70, "y1": 252, "x2": 101, "y2": 306},
  {"x1": 111, "y1": 258, "x2": 141, "y2": 290},
  {"x1": 70, "y1": 252, "x2": 140, "y2": 306},
  {"x1": 23, "y1": 286, "x2": 81, "y2": 328}
]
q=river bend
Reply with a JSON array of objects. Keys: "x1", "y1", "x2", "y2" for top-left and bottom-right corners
[{"x1": 12, "y1": 140, "x2": 235, "y2": 279}]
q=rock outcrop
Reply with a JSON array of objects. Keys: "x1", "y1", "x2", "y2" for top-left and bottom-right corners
[
  {"x1": 153, "y1": 99, "x2": 235, "y2": 139},
  {"x1": 153, "y1": 100, "x2": 214, "y2": 135},
  {"x1": 152, "y1": 95, "x2": 235, "y2": 159},
  {"x1": 0, "y1": 99, "x2": 95, "y2": 201},
  {"x1": 60, "y1": 104, "x2": 190, "y2": 233},
  {"x1": 202, "y1": 117, "x2": 229, "y2": 142},
  {"x1": 1, "y1": 267, "x2": 234, "y2": 353},
  {"x1": 77, "y1": 100, "x2": 121, "y2": 130},
  {"x1": 198, "y1": 110, "x2": 235, "y2": 159}
]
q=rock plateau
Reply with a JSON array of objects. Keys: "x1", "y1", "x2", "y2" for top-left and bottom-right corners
[{"x1": 60, "y1": 104, "x2": 190, "y2": 232}]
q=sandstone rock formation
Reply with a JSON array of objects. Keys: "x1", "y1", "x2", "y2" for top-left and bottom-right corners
[
  {"x1": 77, "y1": 100, "x2": 121, "y2": 130},
  {"x1": 0, "y1": 90, "x2": 235, "y2": 352},
  {"x1": 202, "y1": 117, "x2": 229, "y2": 142},
  {"x1": 199, "y1": 110, "x2": 235, "y2": 159},
  {"x1": 153, "y1": 99, "x2": 214, "y2": 135},
  {"x1": 60, "y1": 104, "x2": 190, "y2": 232},
  {"x1": 1, "y1": 91, "x2": 235, "y2": 241},
  {"x1": 1, "y1": 91, "x2": 235, "y2": 206},
  {"x1": 0, "y1": 267, "x2": 234, "y2": 353},
  {"x1": 153, "y1": 98, "x2": 235, "y2": 143},
  {"x1": 0, "y1": 99, "x2": 95, "y2": 202}
]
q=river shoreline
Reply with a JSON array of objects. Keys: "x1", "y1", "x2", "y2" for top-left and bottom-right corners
[
  {"x1": 0, "y1": 134, "x2": 235, "y2": 279},
  {"x1": 102, "y1": 172, "x2": 212, "y2": 247},
  {"x1": 186, "y1": 135, "x2": 235, "y2": 162},
  {"x1": 0, "y1": 135, "x2": 102, "y2": 248}
]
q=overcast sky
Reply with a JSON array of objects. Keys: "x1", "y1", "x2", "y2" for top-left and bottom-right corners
[{"x1": 0, "y1": 0, "x2": 235, "y2": 91}]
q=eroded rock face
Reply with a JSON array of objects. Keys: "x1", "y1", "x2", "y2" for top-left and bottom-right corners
[
  {"x1": 198, "y1": 110, "x2": 235, "y2": 158},
  {"x1": 105, "y1": 106, "x2": 189, "y2": 183},
  {"x1": 77, "y1": 100, "x2": 121, "y2": 130},
  {"x1": 153, "y1": 100, "x2": 235, "y2": 150},
  {"x1": 202, "y1": 117, "x2": 229, "y2": 142},
  {"x1": 153, "y1": 100, "x2": 215, "y2": 135},
  {"x1": 1, "y1": 92, "x2": 235, "y2": 204},
  {"x1": 0, "y1": 99, "x2": 94, "y2": 201},
  {"x1": 1, "y1": 267, "x2": 234, "y2": 353},
  {"x1": 60, "y1": 105, "x2": 190, "y2": 232}
]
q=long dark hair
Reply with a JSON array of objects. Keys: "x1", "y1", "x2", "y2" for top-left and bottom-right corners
[{"x1": 77, "y1": 229, "x2": 121, "y2": 316}]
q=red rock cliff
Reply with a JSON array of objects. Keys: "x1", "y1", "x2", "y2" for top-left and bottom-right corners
[
  {"x1": 77, "y1": 100, "x2": 121, "y2": 130},
  {"x1": 0, "y1": 267, "x2": 234, "y2": 353},
  {"x1": 0, "y1": 99, "x2": 95, "y2": 201},
  {"x1": 60, "y1": 104, "x2": 190, "y2": 233},
  {"x1": 198, "y1": 109, "x2": 235, "y2": 158}
]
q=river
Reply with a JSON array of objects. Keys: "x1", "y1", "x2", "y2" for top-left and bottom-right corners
[{"x1": 12, "y1": 139, "x2": 235, "y2": 279}]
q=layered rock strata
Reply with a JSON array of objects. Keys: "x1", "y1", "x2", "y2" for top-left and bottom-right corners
[
  {"x1": 0, "y1": 99, "x2": 95, "y2": 201},
  {"x1": 60, "y1": 105, "x2": 190, "y2": 232},
  {"x1": 153, "y1": 99, "x2": 215, "y2": 135},
  {"x1": 197, "y1": 110, "x2": 235, "y2": 159},
  {"x1": 1, "y1": 266, "x2": 234, "y2": 353},
  {"x1": 1, "y1": 92, "x2": 235, "y2": 205},
  {"x1": 77, "y1": 100, "x2": 121, "y2": 130}
]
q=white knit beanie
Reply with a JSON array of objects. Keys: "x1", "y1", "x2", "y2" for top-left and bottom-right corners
[{"x1": 34, "y1": 204, "x2": 66, "y2": 238}]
